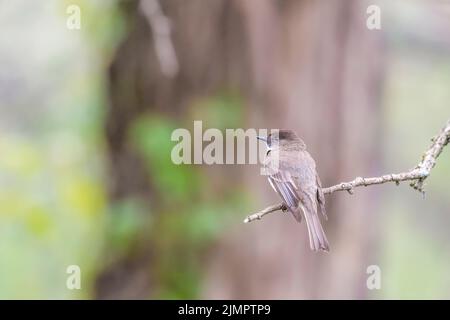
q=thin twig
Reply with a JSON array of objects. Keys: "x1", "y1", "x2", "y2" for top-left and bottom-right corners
[
  {"x1": 244, "y1": 204, "x2": 287, "y2": 223},
  {"x1": 244, "y1": 119, "x2": 450, "y2": 223}
]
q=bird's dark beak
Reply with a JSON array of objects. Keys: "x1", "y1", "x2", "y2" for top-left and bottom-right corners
[{"x1": 257, "y1": 136, "x2": 267, "y2": 143}]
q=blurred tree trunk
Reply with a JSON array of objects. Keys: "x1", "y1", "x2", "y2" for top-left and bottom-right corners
[
  {"x1": 97, "y1": 0, "x2": 384, "y2": 299},
  {"x1": 203, "y1": 0, "x2": 384, "y2": 299}
]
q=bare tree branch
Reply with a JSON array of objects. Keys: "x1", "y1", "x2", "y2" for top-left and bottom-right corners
[
  {"x1": 243, "y1": 203, "x2": 287, "y2": 223},
  {"x1": 244, "y1": 119, "x2": 450, "y2": 223}
]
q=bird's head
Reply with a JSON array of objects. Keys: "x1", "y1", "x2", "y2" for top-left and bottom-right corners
[{"x1": 257, "y1": 130, "x2": 302, "y2": 149}]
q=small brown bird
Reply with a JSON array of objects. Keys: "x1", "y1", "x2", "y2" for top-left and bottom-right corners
[{"x1": 257, "y1": 130, "x2": 329, "y2": 252}]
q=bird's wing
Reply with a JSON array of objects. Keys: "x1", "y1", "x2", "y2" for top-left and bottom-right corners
[
  {"x1": 267, "y1": 169, "x2": 303, "y2": 223},
  {"x1": 315, "y1": 174, "x2": 327, "y2": 220}
]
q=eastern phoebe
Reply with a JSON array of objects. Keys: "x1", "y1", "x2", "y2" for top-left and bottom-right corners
[{"x1": 258, "y1": 130, "x2": 329, "y2": 252}]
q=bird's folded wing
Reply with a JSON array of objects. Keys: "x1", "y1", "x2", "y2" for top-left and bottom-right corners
[
  {"x1": 268, "y1": 170, "x2": 303, "y2": 222},
  {"x1": 315, "y1": 174, "x2": 327, "y2": 219}
]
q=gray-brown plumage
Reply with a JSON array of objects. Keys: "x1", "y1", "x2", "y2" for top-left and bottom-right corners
[{"x1": 258, "y1": 130, "x2": 329, "y2": 252}]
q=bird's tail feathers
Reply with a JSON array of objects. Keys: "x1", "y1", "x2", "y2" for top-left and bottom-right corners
[{"x1": 300, "y1": 191, "x2": 329, "y2": 252}]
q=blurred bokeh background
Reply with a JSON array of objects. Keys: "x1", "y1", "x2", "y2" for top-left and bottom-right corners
[{"x1": 0, "y1": 0, "x2": 449, "y2": 299}]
